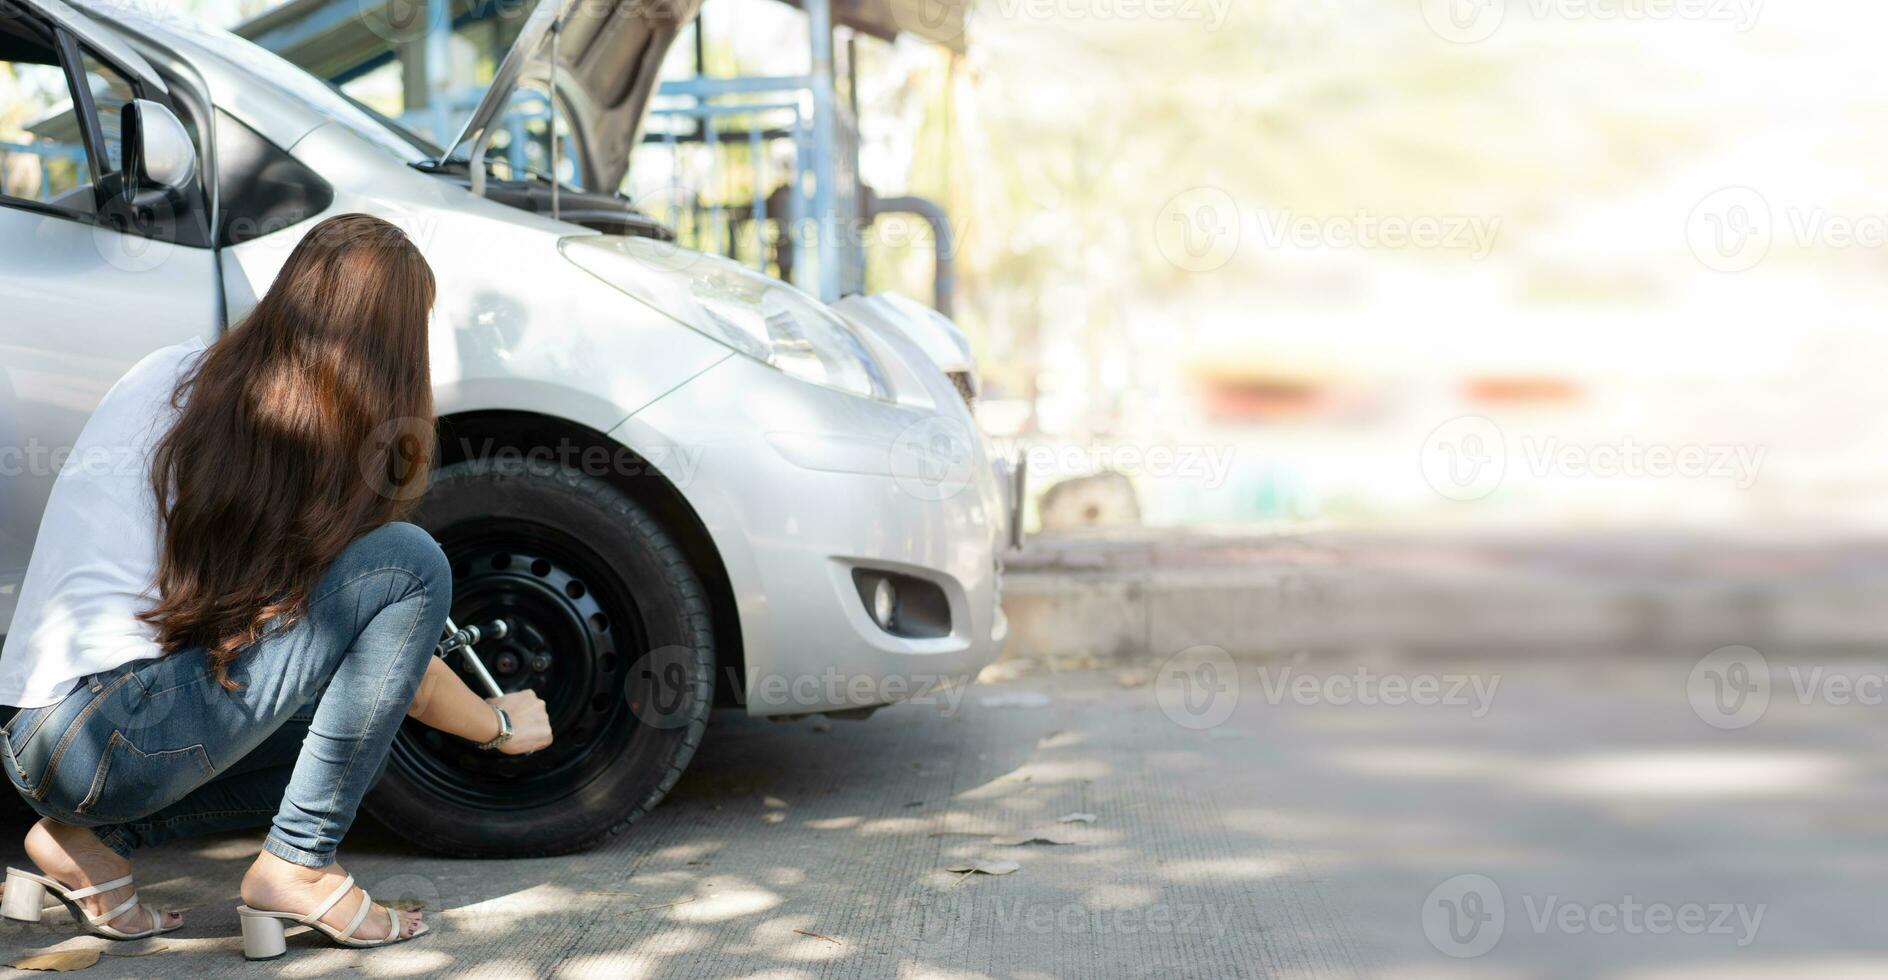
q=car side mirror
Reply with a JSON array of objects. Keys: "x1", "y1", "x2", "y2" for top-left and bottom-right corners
[{"x1": 119, "y1": 98, "x2": 196, "y2": 199}]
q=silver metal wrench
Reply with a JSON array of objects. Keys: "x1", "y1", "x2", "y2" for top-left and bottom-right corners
[{"x1": 437, "y1": 616, "x2": 507, "y2": 699}]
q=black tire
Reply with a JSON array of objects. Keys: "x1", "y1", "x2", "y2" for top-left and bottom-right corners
[{"x1": 364, "y1": 456, "x2": 714, "y2": 857}]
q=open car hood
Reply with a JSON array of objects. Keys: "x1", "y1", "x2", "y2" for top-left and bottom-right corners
[{"x1": 442, "y1": 0, "x2": 701, "y2": 193}]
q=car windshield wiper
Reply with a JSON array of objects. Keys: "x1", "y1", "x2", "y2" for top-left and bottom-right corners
[{"x1": 411, "y1": 156, "x2": 573, "y2": 193}]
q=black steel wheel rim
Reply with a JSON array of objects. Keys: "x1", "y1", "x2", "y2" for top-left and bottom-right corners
[{"x1": 388, "y1": 521, "x2": 650, "y2": 811}]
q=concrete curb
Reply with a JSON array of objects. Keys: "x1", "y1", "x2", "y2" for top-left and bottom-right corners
[{"x1": 998, "y1": 530, "x2": 1888, "y2": 662}]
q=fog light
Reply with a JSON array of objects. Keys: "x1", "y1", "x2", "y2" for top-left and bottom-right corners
[
  {"x1": 871, "y1": 577, "x2": 898, "y2": 629},
  {"x1": 852, "y1": 568, "x2": 950, "y2": 638}
]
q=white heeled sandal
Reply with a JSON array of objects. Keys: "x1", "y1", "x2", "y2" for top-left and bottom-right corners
[
  {"x1": 235, "y1": 874, "x2": 427, "y2": 960},
  {"x1": 1, "y1": 866, "x2": 181, "y2": 940}
]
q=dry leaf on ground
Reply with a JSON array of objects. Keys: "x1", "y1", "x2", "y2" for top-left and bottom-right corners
[
  {"x1": 945, "y1": 859, "x2": 1021, "y2": 876},
  {"x1": 992, "y1": 835, "x2": 1074, "y2": 847},
  {"x1": 8, "y1": 949, "x2": 102, "y2": 972}
]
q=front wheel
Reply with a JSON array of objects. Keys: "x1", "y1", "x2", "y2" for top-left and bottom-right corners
[{"x1": 364, "y1": 457, "x2": 715, "y2": 857}]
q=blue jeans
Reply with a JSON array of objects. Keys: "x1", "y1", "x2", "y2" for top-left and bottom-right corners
[{"x1": 0, "y1": 523, "x2": 449, "y2": 868}]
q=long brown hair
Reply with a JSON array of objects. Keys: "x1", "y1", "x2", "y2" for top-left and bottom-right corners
[{"x1": 140, "y1": 213, "x2": 437, "y2": 688}]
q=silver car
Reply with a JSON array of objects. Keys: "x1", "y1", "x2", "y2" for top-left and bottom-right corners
[{"x1": 0, "y1": 0, "x2": 1014, "y2": 855}]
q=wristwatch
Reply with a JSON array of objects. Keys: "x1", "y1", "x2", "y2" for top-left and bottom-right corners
[{"x1": 477, "y1": 706, "x2": 513, "y2": 750}]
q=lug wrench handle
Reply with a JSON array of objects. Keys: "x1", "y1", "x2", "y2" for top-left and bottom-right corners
[{"x1": 438, "y1": 616, "x2": 507, "y2": 700}]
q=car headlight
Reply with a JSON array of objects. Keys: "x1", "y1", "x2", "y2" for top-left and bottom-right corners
[{"x1": 560, "y1": 236, "x2": 890, "y2": 400}]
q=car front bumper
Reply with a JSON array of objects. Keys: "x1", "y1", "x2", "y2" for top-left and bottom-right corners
[{"x1": 613, "y1": 352, "x2": 1009, "y2": 717}]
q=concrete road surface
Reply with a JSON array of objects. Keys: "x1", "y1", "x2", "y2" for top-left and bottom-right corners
[{"x1": 0, "y1": 653, "x2": 1880, "y2": 978}]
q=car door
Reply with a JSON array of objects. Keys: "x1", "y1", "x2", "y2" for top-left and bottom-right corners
[{"x1": 0, "y1": 0, "x2": 217, "y2": 634}]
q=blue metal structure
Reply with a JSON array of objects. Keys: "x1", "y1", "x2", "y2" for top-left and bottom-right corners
[{"x1": 646, "y1": 71, "x2": 861, "y2": 298}]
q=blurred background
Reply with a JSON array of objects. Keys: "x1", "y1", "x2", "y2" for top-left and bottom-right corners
[
  {"x1": 78, "y1": 0, "x2": 1883, "y2": 810},
  {"x1": 8, "y1": 0, "x2": 1886, "y2": 973},
  {"x1": 115, "y1": 0, "x2": 1887, "y2": 538},
  {"x1": 117, "y1": 0, "x2": 1879, "y2": 665}
]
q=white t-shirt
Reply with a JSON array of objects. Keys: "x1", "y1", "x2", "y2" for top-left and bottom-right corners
[{"x1": 0, "y1": 339, "x2": 207, "y2": 708}]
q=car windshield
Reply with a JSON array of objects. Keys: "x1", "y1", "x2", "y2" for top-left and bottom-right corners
[
  {"x1": 97, "y1": 5, "x2": 578, "y2": 187},
  {"x1": 160, "y1": 14, "x2": 556, "y2": 182},
  {"x1": 121, "y1": 11, "x2": 437, "y2": 164},
  {"x1": 327, "y1": 85, "x2": 444, "y2": 161}
]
